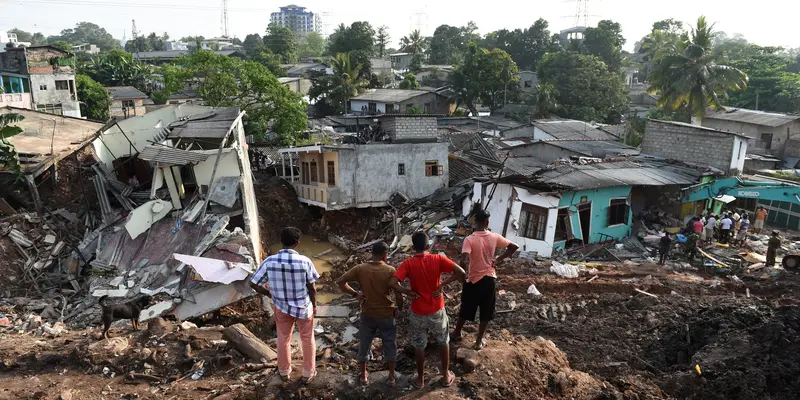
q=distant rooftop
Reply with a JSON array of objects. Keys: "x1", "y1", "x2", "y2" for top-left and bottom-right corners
[
  {"x1": 108, "y1": 86, "x2": 148, "y2": 100},
  {"x1": 705, "y1": 107, "x2": 800, "y2": 127},
  {"x1": 649, "y1": 118, "x2": 750, "y2": 138},
  {"x1": 351, "y1": 89, "x2": 438, "y2": 103},
  {"x1": 533, "y1": 120, "x2": 618, "y2": 141}
]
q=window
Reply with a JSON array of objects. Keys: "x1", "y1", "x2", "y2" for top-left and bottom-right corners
[
  {"x1": 327, "y1": 161, "x2": 335, "y2": 186},
  {"x1": 524, "y1": 80, "x2": 533, "y2": 88},
  {"x1": 424, "y1": 102, "x2": 431, "y2": 113},
  {"x1": 554, "y1": 208, "x2": 571, "y2": 242},
  {"x1": 385, "y1": 104, "x2": 394, "y2": 114},
  {"x1": 761, "y1": 133, "x2": 773, "y2": 149},
  {"x1": 301, "y1": 162, "x2": 310, "y2": 185},
  {"x1": 309, "y1": 160, "x2": 318, "y2": 182},
  {"x1": 122, "y1": 100, "x2": 135, "y2": 108},
  {"x1": 425, "y1": 160, "x2": 443, "y2": 176},
  {"x1": 55, "y1": 80, "x2": 69, "y2": 90},
  {"x1": 608, "y1": 198, "x2": 629, "y2": 226},
  {"x1": 368, "y1": 102, "x2": 377, "y2": 114},
  {"x1": 39, "y1": 84, "x2": 47, "y2": 91},
  {"x1": 406, "y1": 104, "x2": 413, "y2": 112},
  {"x1": 398, "y1": 163, "x2": 405, "y2": 176},
  {"x1": 36, "y1": 103, "x2": 63, "y2": 115},
  {"x1": 518, "y1": 204, "x2": 548, "y2": 240},
  {"x1": 738, "y1": 141, "x2": 743, "y2": 160}
]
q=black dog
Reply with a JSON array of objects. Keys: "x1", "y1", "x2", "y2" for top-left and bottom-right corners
[{"x1": 99, "y1": 295, "x2": 152, "y2": 339}]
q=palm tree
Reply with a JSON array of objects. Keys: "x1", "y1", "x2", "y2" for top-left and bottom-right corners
[
  {"x1": 533, "y1": 83, "x2": 558, "y2": 118},
  {"x1": 330, "y1": 53, "x2": 369, "y2": 113},
  {"x1": 647, "y1": 16, "x2": 748, "y2": 120},
  {"x1": 400, "y1": 30, "x2": 425, "y2": 54}
]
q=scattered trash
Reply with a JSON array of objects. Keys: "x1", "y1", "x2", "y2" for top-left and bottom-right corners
[
  {"x1": 191, "y1": 368, "x2": 205, "y2": 380},
  {"x1": 527, "y1": 284, "x2": 542, "y2": 296},
  {"x1": 550, "y1": 261, "x2": 580, "y2": 278}
]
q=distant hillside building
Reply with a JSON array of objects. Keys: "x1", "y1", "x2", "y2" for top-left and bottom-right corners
[{"x1": 270, "y1": 5, "x2": 322, "y2": 35}]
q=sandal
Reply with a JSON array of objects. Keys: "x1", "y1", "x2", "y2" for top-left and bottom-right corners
[
  {"x1": 441, "y1": 371, "x2": 455, "y2": 387},
  {"x1": 474, "y1": 339, "x2": 487, "y2": 351},
  {"x1": 301, "y1": 370, "x2": 317, "y2": 385},
  {"x1": 410, "y1": 378, "x2": 424, "y2": 390}
]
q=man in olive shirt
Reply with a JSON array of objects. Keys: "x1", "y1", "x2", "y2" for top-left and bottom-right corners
[{"x1": 336, "y1": 241, "x2": 403, "y2": 386}]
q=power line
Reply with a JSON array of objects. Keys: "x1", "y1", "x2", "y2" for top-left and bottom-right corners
[{"x1": 0, "y1": 0, "x2": 273, "y2": 12}]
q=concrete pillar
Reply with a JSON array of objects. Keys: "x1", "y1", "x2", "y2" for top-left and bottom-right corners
[
  {"x1": 282, "y1": 152, "x2": 286, "y2": 178},
  {"x1": 162, "y1": 166, "x2": 182, "y2": 210},
  {"x1": 171, "y1": 165, "x2": 185, "y2": 199},
  {"x1": 26, "y1": 174, "x2": 44, "y2": 215},
  {"x1": 49, "y1": 164, "x2": 58, "y2": 189},
  {"x1": 289, "y1": 152, "x2": 295, "y2": 183}
]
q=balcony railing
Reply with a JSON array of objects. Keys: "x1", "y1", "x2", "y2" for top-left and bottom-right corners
[
  {"x1": 0, "y1": 93, "x2": 32, "y2": 109},
  {"x1": 292, "y1": 183, "x2": 340, "y2": 208}
]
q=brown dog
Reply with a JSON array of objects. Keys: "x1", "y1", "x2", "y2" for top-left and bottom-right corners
[{"x1": 99, "y1": 295, "x2": 152, "y2": 339}]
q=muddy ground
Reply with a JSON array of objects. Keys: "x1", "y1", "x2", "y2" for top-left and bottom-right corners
[{"x1": 3, "y1": 259, "x2": 800, "y2": 400}]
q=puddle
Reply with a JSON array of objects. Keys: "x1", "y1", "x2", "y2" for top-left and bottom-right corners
[
  {"x1": 317, "y1": 293, "x2": 344, "y2": 304},
  {"x1": 269, "y1": 236, "x2": 343, "y2": 275}
]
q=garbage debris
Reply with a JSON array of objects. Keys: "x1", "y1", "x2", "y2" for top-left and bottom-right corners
[{"x1": 550, "y1": 261, "x2": 580, "y2": 278}]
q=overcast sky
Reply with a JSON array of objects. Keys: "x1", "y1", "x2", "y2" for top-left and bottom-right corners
[{"x1": 3, "y1": 0, "x2": 799, "y2": 51}]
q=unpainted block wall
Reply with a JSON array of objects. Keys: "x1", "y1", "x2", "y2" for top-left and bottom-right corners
[
  {"x1": 643, "y1": 120, "x2": 735, "y2": 174},
  {"x1": 383, "y1": 116, "x2": 438, "y2": 141}
]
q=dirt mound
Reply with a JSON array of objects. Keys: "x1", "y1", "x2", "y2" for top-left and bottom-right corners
[
  {"x1": 254, "y1": 173, "x2": 313, "y2": 249},
  {"x1": 649, "y1": 304, "x2": 800, "y2": 400}
]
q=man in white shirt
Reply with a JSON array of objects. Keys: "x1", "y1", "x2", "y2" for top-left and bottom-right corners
[
  {"x1": 705, "y1": 215, "x2": 717, "y2": 244},
  {"x1": 720, "y1": 215, "x2": 733, "y2": 244}
]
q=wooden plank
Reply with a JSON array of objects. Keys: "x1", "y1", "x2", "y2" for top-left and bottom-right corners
[{"x1": 698, "y1": 248, "x2": 729, "y2": 267}]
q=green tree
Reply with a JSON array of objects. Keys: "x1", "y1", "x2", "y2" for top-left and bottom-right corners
[
  {"x1": 533, "y1": 82, "x2": 558, "y2": 118},
  {"x1": 647, "y1": 16, "x2": 748, "y2": 119},
  {"x1": 48, "y1": 22, "x2": 119, "y2": 51},
  {"x1": 448, "y1": 44, "x2": 520, "y2": 114},
  {"x1": 652, "y1": 19, "x2": 685, "y2": 36},
  {"x1": 726, "y1": 45, "x2": 800, "y2": 113},
  {"x1": 250, "y1": 45, "x2": 286, "y2": 77},
  {"x1": 482, "y1": 19, "x2": 556, "y2": 71},
  {"x1": 165, "y1": 50, "x2": 307, "y2": 143},
  {"x1": 298, "y1": 32, "x2": 325, "y2": 58},
  {"x1": 31, "y1": 33, "x2": 46, "y2": 46},
  {"x1": 537, "y1": 51, "x2": 629, "y2": 123},
  {"x1": 76, "y1": 74, "x2": 109, "y2": 121},
  {"x1": 399, "y1": 73, "x2": 420, "y2": 89},
  {"x1": 308, "y1": 52, "x2": 369, "y2": 114},
  {"x1": 83, "y1": 49, "x2": 155, "y2": 90},
  {"x1": 582, "y1": 20, "x2": 626, "y2": 71},
  {"x1": 327, "y1": 22, "x2": 375, "y2": 56},
  {"x1": 242, "y1": 34, "x2": 263, "y2": 56},
  {"x1": 181, "y1": 36, "x2": 205, "y2": 43},
  {"x1": 0, "y1": 113, "x2": 24, "y2": 180},
  {"x1": 375, "y1": 26, "x2": 390, "y2": 58},
  {"x1": 409, "y1": 53, "x2": 424, "y2": 73},
  {"x1": 428, "y1": 24, "x2": 474, "y2": 65},
  {"x1": 8, "y1": 28, "x2": 46, "y2": 45},
  {"x1": 264, "y1": 23, "x2": 298, "y2": 63},
  {"x1": 400, "y1": 30, "x2": 426, "y2": 54},
  {"x1": 50, "y1": 40, "x2": 73, "y2": 52}
]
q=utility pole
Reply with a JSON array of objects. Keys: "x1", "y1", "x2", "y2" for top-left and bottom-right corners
[{"x1": 755, "y1": 90, "x2": 760, "y2": 111}]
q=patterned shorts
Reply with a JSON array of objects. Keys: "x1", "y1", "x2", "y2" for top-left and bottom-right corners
[{"x1": 409, "y1": 308, "x2": 449, "y2": 349}]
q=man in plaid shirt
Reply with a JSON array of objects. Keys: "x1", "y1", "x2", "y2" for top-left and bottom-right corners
[{"x1": 250, "y1": 227, "x2": 319, "y2": 383}]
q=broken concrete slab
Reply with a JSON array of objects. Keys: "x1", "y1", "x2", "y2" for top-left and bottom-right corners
[
  {"x1": 43, "y1": 234, "x2": 56, "y2": 245},
  {"x1": 9, "y1": 229, "x2": 33, "y2": 247},
  {"x1": 91, "y1": 288, "x2": 129, "y2": 298},
  {"x1": 208, "y1": 176, "x2": 241, "y2": 208},
  {"x1": 125, "y1": 200, "x2": 173, "y2": 240},
  {"x1": 139, "y1": 301, "x2": 176, "y2": 322},
  {"x1": 109, "y1": 276, "x2": 124, "y2": 287},
  {"x1": 174, "y1": 254, "x2": 253, "y2": 284},
  {"x1": 182, "y1": 200, "x2": 206, "y2": 223},
  {"x1": 170, "y1": 280, "x2": 255, "y2": 321}
]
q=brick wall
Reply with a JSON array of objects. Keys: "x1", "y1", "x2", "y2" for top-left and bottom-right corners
[
  {"x1": 383, "y1": 116, "x2": 438, "y2": 141},
  {"x1": 643, "y1": 120, "x2": 736, "y2": 174}
]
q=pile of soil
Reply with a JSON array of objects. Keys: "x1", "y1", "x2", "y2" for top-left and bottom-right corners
[{"x1": 253, "y1": 173, "x2": 313, "y2": 250}]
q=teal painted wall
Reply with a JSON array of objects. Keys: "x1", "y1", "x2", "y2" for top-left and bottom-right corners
[{"x1": 554, "y1": 186, "x2": 633, "y2": 248}]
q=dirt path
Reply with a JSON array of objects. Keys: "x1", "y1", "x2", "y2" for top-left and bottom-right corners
[{"x1": 3, "y1": 262, "x2": 800, "y2": 400}]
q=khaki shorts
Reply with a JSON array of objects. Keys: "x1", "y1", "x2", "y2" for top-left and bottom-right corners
[
  {"x1": 409, "y1": 309, "x2": 449, "y2": 349},
  {"x1": 753, "y1": 219, "x2": 765, "y2": 230}
]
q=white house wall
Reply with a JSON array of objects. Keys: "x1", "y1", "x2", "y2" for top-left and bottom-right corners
[
  {"x1": 192, "y1": 149, "x2": 241, "y2": 187},
  {"x1": 350, "y1": 100, "x2": 386, "y2": 114},
  {"x1": 473, "y1": 182, "x2": 560, "y2": 257},
  {"x1": 730, "y1": 136, "x2": 748, "y2": 172}
]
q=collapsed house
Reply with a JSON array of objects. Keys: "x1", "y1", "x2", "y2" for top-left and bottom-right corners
[
  {"x1": 3, "y1": 104, "x2": 264, "y2": 326},
  {"x1": 463, "y1": 157, "x2": 721, "y2": 257}
]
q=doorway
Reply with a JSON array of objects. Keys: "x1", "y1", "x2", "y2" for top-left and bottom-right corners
[{"x1": 578, "y1": 203, "x2": 592, "y2": 244}]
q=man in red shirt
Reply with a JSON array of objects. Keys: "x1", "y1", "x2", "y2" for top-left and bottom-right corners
[
  {"x1": 390, "y1": 231, "x2": 465, "y2": 389},
  {"x1": 451, "y1": 210, "x2": 518, "y2": 350}
]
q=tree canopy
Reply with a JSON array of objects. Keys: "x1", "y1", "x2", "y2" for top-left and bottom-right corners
[
  {"x1": 375, "y1": 26, "x2": 390, "y2": 58},
  {"x1": 400, "y1": 30, "x2": 426, "y2": 54},
  {"x1": 327, "y1": 22, "x2": 375, "y2": 56},
  {"x1": 76, "y1": 74, "x2": 110, "y2": 121},
  {"x1": 47, "y1": 22, "x2": 119, "y2": 51},
  {"x1": 298, "y1": 32, "x2": 325, "y2": 59},
  {"x1": 164, "y1": 50, "x2": 307, "y2": 143},
  {"x1": 481, "y1": 19, "x2": 558, "y2": 71},
  {"x1": 537, "y1": 51, "x2": 628, "y2": 123},
  {"x1": 582, "y1": 20, "x2": 626, "y2": 72},
  {"x1": 308, "y1": 52, "x2": 369, "y2": 115},
  {"x1": 428, "y1": 23, "x2": 480, "y2": 65},
  {"x1": 264, "y1": 23, "x2": 298, "y2": 63},
  {"x1": 81, "y1": 49, "x2": 154, "y2": 90},
  {"x1": 448, "y1": 44, "x2": 520, "y2": 114}
]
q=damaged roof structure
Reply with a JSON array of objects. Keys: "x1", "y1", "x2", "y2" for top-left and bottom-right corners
[{"x1": 3, "y1": 104, "x2": 265, "y2": 327}]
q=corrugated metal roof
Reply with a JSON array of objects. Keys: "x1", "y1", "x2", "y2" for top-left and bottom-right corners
[
  {"x1": 706, "y1": 108, "x2": 800, "y2": 127},
  {"x1": 351, "y1": 89, "x2": 433, "y2": 103},
  {"x1": 542, "y1": 140, "x2": 640, "y2": 157},
  {"x1": 448, "y1": 155, "x2": 489, "y2": 185},
  {"x1": 533, "y1": 120, "x2": 618, "y2": 140},
  {"x1": 108, "y1": 86, "x2": 148, "y2": 100},
  {"x1": 532, "y1": 160, "x2": 705, "y2": 190},
  {"x1": 138, "y1": 146, "x2": 210, "y2": 165},
  {"x1": 168, "y1": 107, "x2": 240, "y2": 139}
]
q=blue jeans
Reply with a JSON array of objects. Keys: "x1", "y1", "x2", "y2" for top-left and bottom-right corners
[{"x1": 357, "y1": 314, "x2": 397, "y2": 362}]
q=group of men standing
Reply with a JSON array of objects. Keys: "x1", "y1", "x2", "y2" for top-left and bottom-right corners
[{"x1": 249, "y1": 210, "x2": 518, "y2": 389}]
